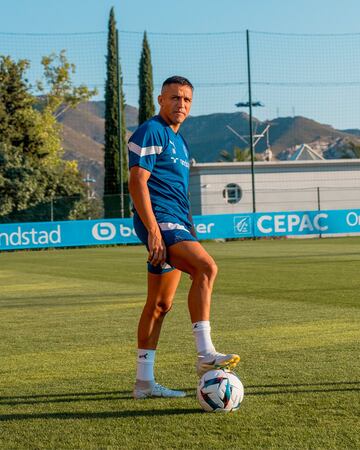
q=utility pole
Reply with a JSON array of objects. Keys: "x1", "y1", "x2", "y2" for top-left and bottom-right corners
[
  {"x1": 246, "y1": 29, "x2": 256, "y2": 214},
  {"x1": 116, "y1": 28, "x2": 124, "y2": 218}
]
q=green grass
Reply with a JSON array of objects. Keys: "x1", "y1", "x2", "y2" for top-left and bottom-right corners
[{"x1": 0, "y1": 238, "x2": 359, "y2": 449}]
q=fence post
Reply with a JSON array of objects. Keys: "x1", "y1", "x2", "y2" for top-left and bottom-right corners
[
  {"x1": 116, "y1": 28, "x2": 124, "y2": 219},
  {"x1": 317, "y1": 187, "x2": 321, "y2": 238},
  {"x1": 246, "y1": 29, "x2": 256, "y2": 215}
]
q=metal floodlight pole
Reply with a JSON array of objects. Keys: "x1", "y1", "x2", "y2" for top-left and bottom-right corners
[
  {"x1": 50, "y1": 198, "x2": 54, "y2": 222},
  {"x1": 116, "y1": 28, "x2": 124, "y2": 218},
  {"x1": 246, "y1": 29, "x2": 256, "y2": 213}
]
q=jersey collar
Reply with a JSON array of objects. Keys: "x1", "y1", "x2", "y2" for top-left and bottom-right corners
[{"x1": 155, "y1": 115, "x2": 179, "y2": 136}]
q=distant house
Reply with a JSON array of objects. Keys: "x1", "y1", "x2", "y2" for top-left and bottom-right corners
[
  {"x1": 189, "y1": 159, "x2": 360, "y2": 215},
  {"x1": 290, "y1": 143, "x2": 324, "y2": 161}
]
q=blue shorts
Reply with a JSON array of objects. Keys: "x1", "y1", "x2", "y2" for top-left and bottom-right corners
[{"x1": 133, "y1": 213, "x2": 198, "y2": 274}]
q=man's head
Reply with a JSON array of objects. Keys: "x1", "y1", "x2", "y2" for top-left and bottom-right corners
[{"x1": 158, "y1": 76, "x2": 193, "y2": 132}]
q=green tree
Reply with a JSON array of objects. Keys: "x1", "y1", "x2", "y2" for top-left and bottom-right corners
[
  {"x1": 348, "y1": 141, "x2": 360, "y2": 158},
  {"x1": 219, "y1": 146, "x2": 252, "y2": 162},
  {"x1": 138, "y1": 31, "x2": 155, "y2": 125},
  {"x1": 37, "y1": 50, "x2": 97, "y2": 119},
  {"x1": 104, "y1": 7, "x2": 129, "y2": 218},
  {"x1": 0, "y1": 54, "x2": 99, "y2": 222},
  {"x1": 327, "y1": 140, "x2": 360, "y2": 159},
  {"x1": 0, "y1": 57, "x2": 47, "y2": 159}
]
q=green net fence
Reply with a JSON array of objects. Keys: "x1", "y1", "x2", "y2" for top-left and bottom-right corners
[{"x1": 1, "y1": 30, "x2": 360, "y2": 222}]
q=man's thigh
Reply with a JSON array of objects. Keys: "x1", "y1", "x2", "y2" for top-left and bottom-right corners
[
  {"x1": 147, "y1": 269, "x2": 182, "y2": 303},
  {"x1": 167, "y1": 241, "x2": 216, "y2": 275}
]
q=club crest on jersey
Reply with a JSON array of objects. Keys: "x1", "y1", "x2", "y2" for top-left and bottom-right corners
[{"x1": 169, "y1": 140, "x2": 177, "y2": 154}]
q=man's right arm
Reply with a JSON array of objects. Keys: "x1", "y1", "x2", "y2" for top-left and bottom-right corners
[{"x1": 128, "y1": 166, "x2": 166, "y2": 267}]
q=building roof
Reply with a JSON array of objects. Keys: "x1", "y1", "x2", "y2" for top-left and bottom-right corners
[
  {"x1": 290, "y1": 143, "x2": 325, "y2": 161},
  {"x1": 190, "y1": 158, "x2": 360, "y2": 175}
]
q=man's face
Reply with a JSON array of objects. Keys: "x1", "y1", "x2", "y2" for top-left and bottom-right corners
[{"x1": 158, "y1": 83, "x2": 193, "y2": 130}]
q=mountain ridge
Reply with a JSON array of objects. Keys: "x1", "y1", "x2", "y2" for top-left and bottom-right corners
[{"x1": 60, "y1": 101, "x2": 360, "y2": 194}]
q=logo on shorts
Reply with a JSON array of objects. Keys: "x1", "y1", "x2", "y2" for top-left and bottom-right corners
[
  {"x1": 139, "y1": 353, "x2": 148, "y2": 359},
  {"x1": 233, "y1": 216, "x2": 252, "y2": 235},
  {"x1": 92, "y1": 222, "x2": 116, "y2": 240}
]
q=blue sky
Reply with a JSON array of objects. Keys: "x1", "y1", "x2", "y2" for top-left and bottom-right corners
[
  {"x1": 1, "y1": 1, "x2": 360, "y2": 130},
  {"x1": 1, "y1": 0, "x2": 360, "y2": 34}
]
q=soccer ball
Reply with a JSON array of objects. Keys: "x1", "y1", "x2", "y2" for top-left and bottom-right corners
[{"x1": 197, "y1": 369, "x2": 244, "y2": 413}]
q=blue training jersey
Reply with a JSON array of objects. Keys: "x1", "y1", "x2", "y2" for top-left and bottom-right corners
[{"x1": 128, "y1": 115, "x2": 192, "y2": 228}]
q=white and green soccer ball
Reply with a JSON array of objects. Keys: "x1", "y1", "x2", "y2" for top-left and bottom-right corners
[{"x1": 197, "y1": 369, "x2": 244, "y2": 413}]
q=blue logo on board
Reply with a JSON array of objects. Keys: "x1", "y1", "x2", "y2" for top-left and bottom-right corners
[{"x1": 233, "y1": 216, "x2": 252, "y2": 235}]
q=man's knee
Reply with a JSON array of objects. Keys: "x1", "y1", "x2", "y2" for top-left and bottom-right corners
[
  {"x1": 145, "y1": 298, "x2": 173, "y2": 318},
  {"x1": 155, "y1": 300, "x2": 173, "y2": 317},
  {"x1": 193, "y1": 260, "x2": 218, "y2": 283},
  {"x1": 205, "y1": 260, "x2": 218, "y2": 281}
]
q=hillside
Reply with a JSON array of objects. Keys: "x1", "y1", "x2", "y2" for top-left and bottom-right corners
[
  {"x1": 59, "y1": 101, "x2": 360, "y2": 194},
  {"x1": 343, "y1": 129, "x2": 360, "y2": 137},
  {"x1": 180, "y1": 112, "x2": 256, "y2": 162},
  {"x1": 60, "y1": 103, "x2": 137, "y2": 195},
  {"x1": 181, "y1": 114, "x2": 360, "y2": 162}
]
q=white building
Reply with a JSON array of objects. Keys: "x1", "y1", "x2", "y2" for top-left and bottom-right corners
[{"x1": 189, "y1": 159, "x2": 360, "y2": 215}]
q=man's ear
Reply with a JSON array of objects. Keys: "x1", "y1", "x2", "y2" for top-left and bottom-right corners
[{"x1": 157, "y1": 94, "x2": 162, "y2": 106}]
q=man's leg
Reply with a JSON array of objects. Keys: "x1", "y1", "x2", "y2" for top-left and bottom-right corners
[
  {"x1": 138, "y1": 269, "x2": 181, "y2": 349},
  {"x1": 167, "y1": 241, "x2": 216, "y2": 322},
  {"x1": 134, "y1": 269, "x2": 186, "y2": 399},
  {"x1": 167, "y1": 240, "x2": 240, "y2": 376}
]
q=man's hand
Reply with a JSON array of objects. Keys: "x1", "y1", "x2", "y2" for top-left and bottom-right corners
[{"x1": 147, "y1": 230, "x2": 166, "y2": 266}]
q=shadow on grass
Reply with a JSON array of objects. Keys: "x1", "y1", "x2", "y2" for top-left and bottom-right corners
[
  {"x1": 0, "y1": 389, "x2": 195, "y2": 407},
  {"x1": 0, "y1": 292, "x2": 144, "y2": 309},
  {"x1": 1, "y1": 381, "x2": 359, "y2": 406},
  {"x1": 246, "y1": 380, "x2": 360, "y2": 396},
  {"x1": 0, "y1": 408, "x2": 201, "y2": 422},
  {"x1": 1, "y1": 381, "x2": 359, "y2": 420}
]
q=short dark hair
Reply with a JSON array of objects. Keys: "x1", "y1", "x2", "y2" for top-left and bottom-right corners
[{"x1": 162, "y1": 75, "x2": 193, "y2": 91}]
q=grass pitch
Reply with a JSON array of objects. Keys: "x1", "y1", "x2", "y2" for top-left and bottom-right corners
[{"x1": 0, "y1": 238, "x2": 359, "y2": 449}]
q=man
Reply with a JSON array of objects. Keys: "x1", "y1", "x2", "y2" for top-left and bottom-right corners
[{"x1": 128, "y1": 76, "x2": 240, "y2": 399}]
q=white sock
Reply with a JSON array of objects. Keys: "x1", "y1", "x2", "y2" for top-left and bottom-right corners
[
  {"x1": 136, "y1": 349, "x2": 156, "y2": 382},
  {"x1": 192, "y1": 321, "x2": 216, "y2": 356}
]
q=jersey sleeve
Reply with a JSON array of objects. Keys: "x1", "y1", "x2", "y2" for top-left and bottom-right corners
[{"x1": 128, "y1": 124, "x2": 164, "y2": 173}]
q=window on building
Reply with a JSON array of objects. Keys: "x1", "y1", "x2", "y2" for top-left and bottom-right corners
[{"x1": 223, "y1": 183, "x2": 242, "y2": 204}]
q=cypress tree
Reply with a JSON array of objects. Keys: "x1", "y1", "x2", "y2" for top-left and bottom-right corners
[
  {"x1": 138, "y1": 31, "x2": 155, "y2": 125},
  {"x1": 104, "y1": 7, "x2": 129, "y2": 217}
]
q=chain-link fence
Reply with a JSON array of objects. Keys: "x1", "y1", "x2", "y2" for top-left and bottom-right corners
[
  {"x1": 2, "y1": 30, "x2": 358, "y2": 125},
  {"x1": 190, "y1": 185, "x2": 360, "y2": 215},
  {"x1": 2, "y1": 184, "x2": 359, "y2": 224},
  {"x1": 1, "y1": 29, "x2": 360, "y2": 223}
]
